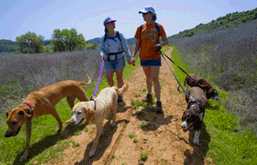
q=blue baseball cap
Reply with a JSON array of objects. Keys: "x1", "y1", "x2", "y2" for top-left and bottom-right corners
[
  {"x1": 103, "y1": 17, "x2": 116, "y2": 26},
  {"x1": 139, "y1": 6, "x2": 155, "y2": 14}
]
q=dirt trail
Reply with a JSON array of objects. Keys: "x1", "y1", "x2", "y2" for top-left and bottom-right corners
[{"x1": 45, "y1": 48, "x2": 214, "y2": 165}]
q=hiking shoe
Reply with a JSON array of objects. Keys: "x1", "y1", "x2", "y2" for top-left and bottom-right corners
[
  {"x1": 156, "y1": 101, "x2": 163, "y2": 113},
  {"x1": 143, "y1": 93, "x2": 153, "y2": 103},
  {"x1": 118, "y1": 95, "x2": 123, "y2": 102}
]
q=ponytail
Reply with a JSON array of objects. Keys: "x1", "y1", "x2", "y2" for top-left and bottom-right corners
[{"x1": 152, "y1": 14, "x2": 157, "y2": 21}]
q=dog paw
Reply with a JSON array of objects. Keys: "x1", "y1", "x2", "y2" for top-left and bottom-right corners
[{"x1": 89, "y1": 149, "x2": 95, "y2": 157}]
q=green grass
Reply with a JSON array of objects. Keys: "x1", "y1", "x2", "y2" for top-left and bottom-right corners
[
  {"x1": 139, "y1": 152, "x2": 148, "y2": 162},
  {"x1": 138, "y1": 121, "x2": 150, "y2": 128},
  {"x1": 170, "y1": 45, "x2": 257, "y2": 165},
  {"x1": 131, "y1": 99, "x2": 147, "y2": 109},
  {"x1": 72, "y1": 141, "x2": 79, "y2": 148},
  {"x1": 0, "y1": 57, "x2": 141, "y2": 164},
  {"x1": 128, "y1": 133, "x2": 135, "y2": 139}
]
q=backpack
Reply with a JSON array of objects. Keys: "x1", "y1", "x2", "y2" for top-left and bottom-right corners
[
  {"x1": 104, "y1": 31, "x2": 122, "y2": 42},
  {"x1": 140, "y1": 22, "x2": 160, "y2": 44},
  {"x1": 103, "y1": 31, "x2": 124, "y2": 61}
]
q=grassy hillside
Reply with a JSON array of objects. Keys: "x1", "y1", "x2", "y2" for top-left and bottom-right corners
[
  {"x1": 0, "y1": 39, "x2": 20, "y2": 52},
  {"x1": 169, "y1": 7, "x2": 257, "y2": 38}
]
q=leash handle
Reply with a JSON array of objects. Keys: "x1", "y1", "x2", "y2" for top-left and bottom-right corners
[{"x1": 93, "y1": 59, "x2": 104, "y2": 97}]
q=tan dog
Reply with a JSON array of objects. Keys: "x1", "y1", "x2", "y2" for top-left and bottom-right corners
[
  {"x1": 66, "y1": 83, "x2": 129, "y2": 157},
  {"x1": 5, "y1": 74, "x2": 91, "y2": 161}
]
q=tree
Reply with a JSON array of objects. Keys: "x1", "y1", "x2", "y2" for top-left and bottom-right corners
[
  {"x1": 16, "y1": 32, "x2": 44, "y2": 53},
  {"x1": 85, "y1": 41, "x2": 99, "y2": 50},
  {"x1": 51, "y1": 28, "x2": 86, "y2": 52}
]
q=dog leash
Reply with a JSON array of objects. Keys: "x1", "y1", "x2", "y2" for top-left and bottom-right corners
[
  {"x1": 89, "y1": 59, "x2": 104, "y2": 110},
  {"x1": 159, "y1": 50, "x2": 210, "y2": 91},
  {"x1": 159, "y1": 49, "x2": 203, "y2": 112}
]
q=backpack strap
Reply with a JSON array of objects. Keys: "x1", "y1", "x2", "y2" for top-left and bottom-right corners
[
  {"x1": 155, "y1": 22, "x2": 160, "y2": 44},
  {"x1": 115, "y1": 31, "x2": 121, "y2": 42},
  {"x1": 104, "y1": 31, "x2": 121, "y2": 42},
  {"x1": 103, "y1": 31, "x2": 124, "y2": 61},
  {"x1": 139, "y1": 25, "x2": 143, "y2": 47},
  {"x1": 103, "y1": 31, "x2": 108, "y2": 42},
  {"x1": 115, "y1": 31, "x2": 123, "y2": 51}
]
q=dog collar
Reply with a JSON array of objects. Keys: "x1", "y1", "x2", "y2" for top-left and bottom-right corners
[
  {"x1": 201, "y1": 84, "x2": 211, "y2": 88},
  {"x1": 89, "y1": 97, "x2": 97, "y2": 111},
  {"x1": 188, "y1": 96, "x2": 204, "y2": 113},
  {"x1": 20, "y1": 102, "x2": 34, "y2": 117},
  {"x1": 192, "y1": 100, "x2": 204, "y2": 113}
]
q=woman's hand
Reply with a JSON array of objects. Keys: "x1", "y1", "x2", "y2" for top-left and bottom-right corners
[
  {"x1": 130, "y1": 57, "x2": 135, "y2": 66},
  {"x1": 101, "y1": 56, "x2": 104, "y2": 61}
]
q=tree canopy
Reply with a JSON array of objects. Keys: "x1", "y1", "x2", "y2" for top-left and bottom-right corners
[
  {"x1": 16, "y1": 32, "x2": 44, "y2": 53},
  {"x1": 51, "y1": 28, "x2": 86, "y2": 52}
]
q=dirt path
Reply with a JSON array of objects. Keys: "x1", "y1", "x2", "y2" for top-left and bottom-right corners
[{"x1": 45, "y1": 48, "x2": 214, "y2": 165}]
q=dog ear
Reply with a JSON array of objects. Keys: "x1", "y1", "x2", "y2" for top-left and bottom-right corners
[
  {"x1": 194, "y1": 115, "x2": 202, "y2": 130},
  {"x1": 198, "y1": 79, "x2": 205, "y2": 85},
  {"x1": 18, "y1": 110, "x2": 32, "y2": 119},
  {"x1": 6, "y1": 109, "x2": 14, "y2": 118},
  {"x1": 6, "y1": 110, "x2": 10, "y2": 118},
  {"x1": 206, "y1": 89, "x2": 211, "y2": 99}
]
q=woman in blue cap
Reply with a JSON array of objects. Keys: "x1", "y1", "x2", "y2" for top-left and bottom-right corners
[{"x1": 100, "y1": 17, "x2": 132, "y2": 102}]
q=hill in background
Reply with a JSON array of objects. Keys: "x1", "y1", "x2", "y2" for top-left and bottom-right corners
[
  {"x1": 169, "y1": 7, "x2": 257, "y2": 38},
  {"x1": 0, "y1": 40, "x2": 20, "y2": 52}
]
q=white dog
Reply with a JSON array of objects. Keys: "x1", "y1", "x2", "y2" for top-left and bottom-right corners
[{"x1": 66, "y1": 83, "x2": 128, "y2": 157}]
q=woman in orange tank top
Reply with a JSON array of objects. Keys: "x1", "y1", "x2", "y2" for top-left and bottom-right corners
[{"x1": 131, "y1": 6, "x2": 169, "y2": 113}]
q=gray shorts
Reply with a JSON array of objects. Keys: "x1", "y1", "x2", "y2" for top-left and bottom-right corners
[{"x1": 104, "y1": 56, "x2": 125, "y2": 71}]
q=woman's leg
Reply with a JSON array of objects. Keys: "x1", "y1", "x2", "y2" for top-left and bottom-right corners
[
  {"x1": 116, "y1": 68, "x2": 124, "y2": 88},
  {"x1": 106, "y1": 70, "x2": 115, "y2": 86},
  {"x1": 142, "y1": 66, "x2": 152, "y2": 93},
  {"x1": 151, "y1": 66, "x2": 161, "y2": 101},
  {"x1": 151, "y1": 65, "x2": 162, "y2": 112}
]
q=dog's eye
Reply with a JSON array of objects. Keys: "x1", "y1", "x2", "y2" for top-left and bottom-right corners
[{"x1": 77, "y1": 111, "x2": 82, "y2": 115}]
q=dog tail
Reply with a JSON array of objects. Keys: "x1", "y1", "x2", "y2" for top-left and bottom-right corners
[
  {"x1": 114, "y1": 83, "x2": 129, "y2": 96},
  {"x1": 79, "y1": 74, "x2": 91, "y2": 85}
]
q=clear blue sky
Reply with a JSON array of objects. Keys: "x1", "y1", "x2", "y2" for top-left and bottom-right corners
[{"x1": 1, "y1": 0, "x2": 256, "y2": 41}]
